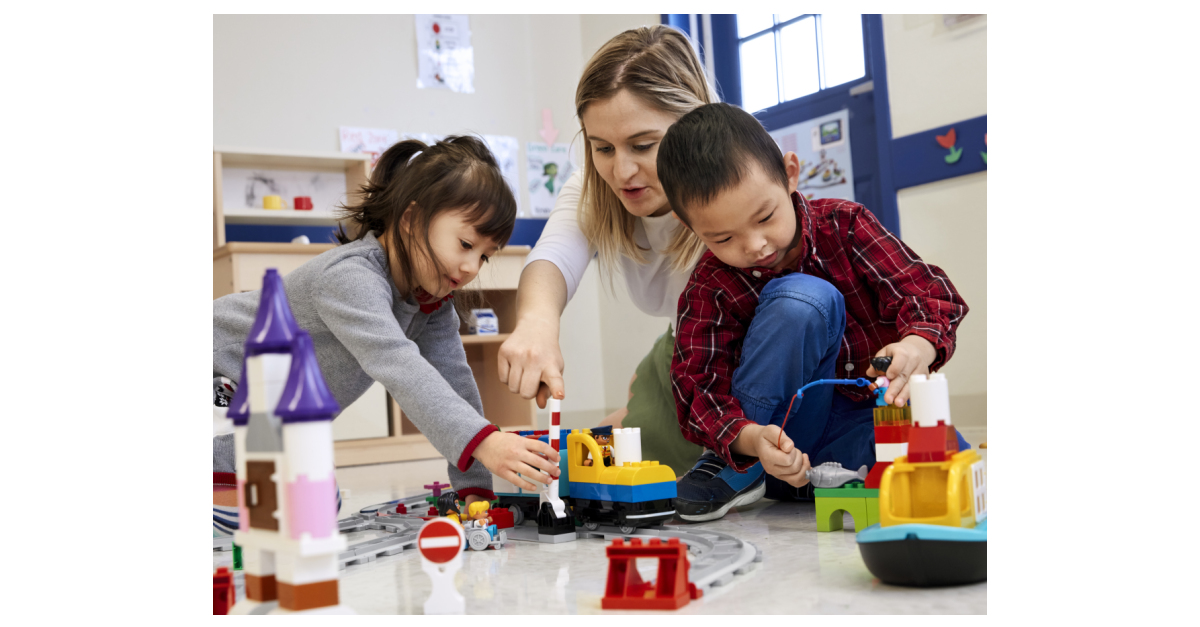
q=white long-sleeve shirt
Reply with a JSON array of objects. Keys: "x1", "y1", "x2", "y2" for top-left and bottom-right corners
[{"x1": 524, "y1": 170, "x2": 693, "y2": 319}]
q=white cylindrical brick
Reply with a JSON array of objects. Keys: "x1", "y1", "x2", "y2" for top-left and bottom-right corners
[
  {"x1": 282, "y1": 420, "x2": 334, "y2": 482},
  {"x1": 929, "y1": 373, "x2": 952, "y2": 425},
  {"x1": 246, "y1": 353, "x2": 293, "y2": 416},
  {"x1": 613, "y1": 428, "x2": 630, "y2": 466},
  {"x1": 628, "y1": 428, "x2": 643, "y2": 463},
  {"x1": 910, "y1": 373, "x2": 951, "y2": 427}
]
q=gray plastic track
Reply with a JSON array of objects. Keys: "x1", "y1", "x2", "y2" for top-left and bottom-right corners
[
  {"x1": 215, "y1": 496, "x2": 761, "y2": 594},
  {"x1": 575, "y1": 524, "x2": 761, "y2": 592}
]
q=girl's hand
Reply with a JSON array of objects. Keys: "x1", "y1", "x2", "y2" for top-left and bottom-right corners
[
  {"x1": 497, "y1": 319, "x2": 566, "y2": 408},
  {"x1": 472, "y1": 432, "x2": 561, "y2": 491},
  {"x1": 865, "y1": 335, "x2": 938, "y2": 407}
]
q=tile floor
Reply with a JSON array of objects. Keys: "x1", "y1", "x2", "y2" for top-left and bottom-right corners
[{"x1": 214, "y1": 427, "x2": 986, "y2": 614}]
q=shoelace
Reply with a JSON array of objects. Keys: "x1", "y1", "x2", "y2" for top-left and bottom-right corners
[{"x1": 690, "y1": 458, "x2": 726, "y2": 480}]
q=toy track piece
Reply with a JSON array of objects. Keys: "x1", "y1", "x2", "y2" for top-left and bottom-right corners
[{"x1": 575, "y1": 524, "x2": 760, "y2": 593}]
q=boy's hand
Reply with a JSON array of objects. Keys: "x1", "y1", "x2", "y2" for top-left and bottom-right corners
[
  {"x1": 463, "y1": 494, "x2": 487, "y2": 510},
  {"x1": 472, "y1": 431, "x2": 561, "y2": 491},
  {"x1": 866, "y1": 335, "x2": 938, "y2": 407},
  {"x1": 732, "y1": 424, "x2": 812, "y2": 487}
]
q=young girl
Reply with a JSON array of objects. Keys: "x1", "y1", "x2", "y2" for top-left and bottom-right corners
[{"x1": 212, "y1": 136, "x2": 560, "y2": 534}]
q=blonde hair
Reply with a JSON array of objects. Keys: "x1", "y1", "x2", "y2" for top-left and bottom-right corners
[
  {"x1": 468, "y1": 501, "x2": 490, "y2": 517},
  {"x1": 576, "y1": 25, "x2": 716, "y2": 276}
]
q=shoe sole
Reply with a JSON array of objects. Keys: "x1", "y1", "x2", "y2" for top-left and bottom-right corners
[{"x1": 675, "y1": 480, "x2": 767, "y2": 523}]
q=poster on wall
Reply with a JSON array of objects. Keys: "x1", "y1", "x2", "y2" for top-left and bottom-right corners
[
  {"x1": 482, "y1": 134, "x2": 524, "y2": 217},
  {"x1": 339, "y1": 126, "x2": 399, "y2": 168},
  {"x1": 415, "y1": 14, "x2": 474, "y2": 93},
  {"x1": 768, "y1": 109, "x2": 855, "y2": 202},
  {"x1": 526, "y1": 142, "x2": 576, "y2": 217},
  {"x1": 398, "y1": 132, "x2": 524, "y2": 216}
]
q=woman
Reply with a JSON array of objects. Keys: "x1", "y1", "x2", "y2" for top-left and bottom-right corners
[{"x1": 496, "y1": 25, "x2": 761, "y2": 521}]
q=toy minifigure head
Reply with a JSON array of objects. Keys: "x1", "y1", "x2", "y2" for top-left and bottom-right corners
[{"x1": 468, "y1": 501, "x2": 490, "y2": 519}]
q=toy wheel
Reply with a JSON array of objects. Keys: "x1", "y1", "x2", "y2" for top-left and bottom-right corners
[
  {"x1": 619, "y1": 524, "x2": 637, "y2": 535},
  {"x1": 467, "y1": 529, "x2": 491, "y2": 551},
  {"x1": 583, "y1": 520, "x2": 599, "y2": 531},
  {"x1": 508, "y1": 504, "x2": 524, "y2": 526}
]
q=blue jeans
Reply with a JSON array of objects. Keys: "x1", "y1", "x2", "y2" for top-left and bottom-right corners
[{"x1": 730, "y1": 273, "x2": 967, "y2": 501}]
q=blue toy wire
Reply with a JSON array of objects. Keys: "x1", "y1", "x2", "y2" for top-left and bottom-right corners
[{"x1": 776, "y1": 378, "x2": 870, "y2": 449}]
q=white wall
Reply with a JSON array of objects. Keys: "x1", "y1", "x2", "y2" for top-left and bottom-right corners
[
  {"x1": 214, "y1": 14, "x2": 584, "y2": 216},
  {"x1": 214, "y1": 14, "x2": 662, "y2": 428},
  {"x1": 883, "y1": 15, "x2": 987, "y2": 138},
  {"x1": 883, "y1": 14, "x2": 987, "y2": 427}
]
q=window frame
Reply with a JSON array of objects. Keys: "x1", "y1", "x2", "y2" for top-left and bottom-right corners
[{"x1": 713, "y1": 14, "x2": 875, "y2": 119}]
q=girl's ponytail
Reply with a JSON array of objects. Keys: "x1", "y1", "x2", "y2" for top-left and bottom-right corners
[
  {"x1": 334, "y1": 134, "x2": 516, "y2": 300},
  {"x1": 336, "y1": 139, "x2": 428, "y2": 244}
]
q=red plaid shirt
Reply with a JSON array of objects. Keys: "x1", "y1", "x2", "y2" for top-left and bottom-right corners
[{"x1": 671, "y1": 192, "x2": 968, "y2": 469}]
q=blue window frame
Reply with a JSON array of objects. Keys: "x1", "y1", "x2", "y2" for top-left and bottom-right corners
[
  {"x1": 733, "y1": 14, "x2": 866, "y2": 114},
  {"x1": 664, "y1": 14, "x2": 899, "y2": 236}
]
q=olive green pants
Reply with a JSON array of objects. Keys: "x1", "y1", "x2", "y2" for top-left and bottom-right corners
[{"x1": 619, "y1": 325, "x2": 703, "y2": 476}]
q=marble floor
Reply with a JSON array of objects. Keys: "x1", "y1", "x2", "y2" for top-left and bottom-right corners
[{"x1": 214, "y1": 427, "x2": 986, "y2": 614}]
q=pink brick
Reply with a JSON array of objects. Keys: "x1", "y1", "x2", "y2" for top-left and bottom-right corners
[{"x1": 287, "y1": 474, "x2": 337, "y2": 539}]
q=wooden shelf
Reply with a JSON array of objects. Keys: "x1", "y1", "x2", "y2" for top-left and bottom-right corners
[
  {"x1": 215, "y1": 146, "x2": 372, "y2": 170},
  {"x1": 460, "y1": 333, "x2": 510, "y2": 345},
  {"x1": 214, "y1": 147, "x2": 371, "y2": 249},
  {"x1": 222, "y1": 207, "x2": 342, "y2": 226}
]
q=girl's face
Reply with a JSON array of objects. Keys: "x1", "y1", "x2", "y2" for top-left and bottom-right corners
[
  {"x1": 580, "y1": 89, "x2": 680, "y2": 218},
  {"x1": 405, "y1": 208, "x2": 502, "y2": 299}
]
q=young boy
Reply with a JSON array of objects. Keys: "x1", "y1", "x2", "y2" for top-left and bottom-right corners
[{"x1": 657, "y1": 103, "x2": 970, "y2": 522}]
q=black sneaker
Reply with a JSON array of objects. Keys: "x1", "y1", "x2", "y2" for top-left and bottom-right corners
[{"x1": 673, "y1": 451, "x2": 766, "y2": 522}]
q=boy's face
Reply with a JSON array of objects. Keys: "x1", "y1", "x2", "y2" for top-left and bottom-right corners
[{"x1": 683, "y1": 153, "x2": 802, "y2": 271}]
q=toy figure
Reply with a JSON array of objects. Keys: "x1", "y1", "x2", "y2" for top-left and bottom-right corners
[
  {"x1": 466, "y1": 501, "x2": 493, "y2": 528},
  {"x1": 583, "y1": 432, "x2": 614, "y2": 467},
  {"x1": 806, "y1": 461, "x2": 869, "y2": 488}
]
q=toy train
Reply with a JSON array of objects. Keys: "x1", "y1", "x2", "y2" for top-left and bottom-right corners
[{"x1": 487, "y1": 425, "x2": 677, "y2": 533}]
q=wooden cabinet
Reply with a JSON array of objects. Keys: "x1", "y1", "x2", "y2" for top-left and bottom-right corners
[
  {"x1": 212, "y1": 147, "x2": 371, "y2": 249},
  {"x1": 213, "y1": 242, "x2": 536, "y2": 467}
]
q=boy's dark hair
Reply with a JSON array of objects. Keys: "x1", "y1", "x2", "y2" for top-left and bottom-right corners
[
  {"x1": 657, "y1": 103, "x2": 788, "y2": 224},
  {"x1": 336, "y1": 135, "x2": 516, "y2": 300}
]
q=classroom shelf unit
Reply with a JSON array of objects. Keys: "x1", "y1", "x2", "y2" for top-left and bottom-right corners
[
  {"x1": 212, "y1": 146, "x2": 372, "y2": 248},
  {"x1": 212, "y1": 240, "x2": 537, "y2": 467}
]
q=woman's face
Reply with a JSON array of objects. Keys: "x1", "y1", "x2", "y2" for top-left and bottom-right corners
[{"x1": 580, "y1": 89, "x2": 680, "y2": 218}]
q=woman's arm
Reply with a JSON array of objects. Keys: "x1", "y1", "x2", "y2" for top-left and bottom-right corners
[
  {"x1": 497, "y1": 260, "x2": 568, "y2": 406},
  {"x1": 498, "y1": 171, "x2": 589, "y2": 406}
]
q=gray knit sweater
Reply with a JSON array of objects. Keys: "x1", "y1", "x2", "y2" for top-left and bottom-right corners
[{"x1": 213, "y1": 232, "x2": 495, "y2": 495}]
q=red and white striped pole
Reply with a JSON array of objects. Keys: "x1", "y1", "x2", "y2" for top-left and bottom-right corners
[{"x1": 545, "y1": 398, "x2": 566, "y2": 518}]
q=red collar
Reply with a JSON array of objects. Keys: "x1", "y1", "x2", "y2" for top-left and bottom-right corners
[{"x1": 414, "y1": 287, "x2": 454, "y2": 314}]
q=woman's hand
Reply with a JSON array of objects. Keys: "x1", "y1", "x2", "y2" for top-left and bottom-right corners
[
  {"x1": 472, "y1": 431, "x2": 561, "y2": 491},
  {"x1": 497, "y1": 318, "x2": 565, "y2": 408}
]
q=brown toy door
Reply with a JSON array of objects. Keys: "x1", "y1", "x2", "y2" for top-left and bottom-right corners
[{"x1": 246, "y1": 460, "x2": 280, "y2": 530}]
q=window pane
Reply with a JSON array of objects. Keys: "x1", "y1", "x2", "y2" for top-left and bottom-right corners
[
  {"x1": 739, "y1": 34, "x2": 779, "y2": 112},
  {"x1": 737, "y1": 14, "x2": 774, "y2": 38},
  {"x1": 820, "y1": 14, "x2": 865, "y2": 87},
  {"x1": 780, "y1": 18, "x2": 819, "y2": 102},
  {"x1": 776, "y1": 12, "x2": 805, "y2": 24}
]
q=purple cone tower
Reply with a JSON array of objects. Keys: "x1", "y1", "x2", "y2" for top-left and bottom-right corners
[{"x1": 230, "y1": 269, "x2": 352, "y2": 615}]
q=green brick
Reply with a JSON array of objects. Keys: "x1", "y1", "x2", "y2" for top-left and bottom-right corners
[
  {"x1": 813, "y1": 483, "x2": 878, "y2": 498},
  {"x1": 815, "y1": 496, "x2": 869, "y2": 532}
]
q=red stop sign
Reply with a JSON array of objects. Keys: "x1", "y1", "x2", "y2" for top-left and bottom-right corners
[{"x1": 418, "y1": 518, "x2": 464, "y2": 564}]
